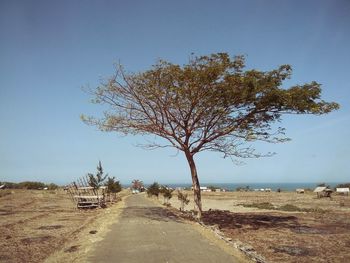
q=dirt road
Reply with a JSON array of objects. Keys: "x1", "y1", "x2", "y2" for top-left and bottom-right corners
[{"x1": 88, "y1": 194, "x2": 240, "y2": 263}]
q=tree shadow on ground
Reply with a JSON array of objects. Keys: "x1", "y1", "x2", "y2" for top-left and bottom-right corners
[
  {"x1": 202, "y1": 210, "x2": 300, "y2": 230},
  {"x1": 122, "y1": 206, "x2": 183, "y2": 223}
]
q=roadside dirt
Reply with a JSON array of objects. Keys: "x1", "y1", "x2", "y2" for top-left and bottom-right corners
[
  {"x1": 0, "y1": 189, "x2": 128, "y2": 263},
  {"x1": 167, "y1": 191, "x2": 350, "y2": 263}
]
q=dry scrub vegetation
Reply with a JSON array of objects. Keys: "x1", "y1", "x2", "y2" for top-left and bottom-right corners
[
  {"x1": 0, "y1": 189, "x2": 128, "y2": 263},
  {"x1": 168, "y1": 191, "x2": 350, "y2": 263}
]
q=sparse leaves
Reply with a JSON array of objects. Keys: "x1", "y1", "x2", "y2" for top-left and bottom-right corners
[
  {"x1": 88, "y1": 161, "x2": 108, "y2": 190},
  {"x1": 83, "y1": 53, "x2": 339, "y2": 159},
  {"x1": 105, "y1": 177, "x2": 122, "y2": 193}
]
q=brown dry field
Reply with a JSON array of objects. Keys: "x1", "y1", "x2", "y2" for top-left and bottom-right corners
[
  {"x1": 168, "y1": 190, "x2": 350, "y2": 263},
  {"x1": 2, "y1": 189, "x2": 350, "y2": 263},
  {"x1": 0, "y1": 189, "x2": 128, "y2": 263}
]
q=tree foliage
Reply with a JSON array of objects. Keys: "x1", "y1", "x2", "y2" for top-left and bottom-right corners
[
  {"x1": 131, "y1": 179, "x2": 144, "y2": 191},
  {"x1": 88, "y1": 161, "x2": 108, "y2": 190},
  {"x1": 177, "y1": 191, "x2": 190, "y2": 211},
  {"x1": 147, "y1": 182, "x2": 160, "y2": 197},
  {"x1": 105, "y1": 177, "x2": 122, "y2": 193},
  {"x1": 83, "y1": 53, "x2": 338, "y2": 158},
  {"x1": 160, "y1": 185, "x2": 174, "y2": 205}
]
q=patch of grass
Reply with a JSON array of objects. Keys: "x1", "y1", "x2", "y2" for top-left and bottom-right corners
[
  {"x1": 240, "y1": 202, "x2": 275, "y2": 210},
  {"x1": 0, "y1": 190, "x2": 12, "y2": 198},
  {"x1": 278, "y1": 204, "x2": 302, "y2": 211},
  {"x1": 239, "y1": 202, "x2": 326, "y2": 213}
]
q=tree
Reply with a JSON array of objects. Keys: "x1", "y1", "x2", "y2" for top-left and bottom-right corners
[
  {"x1": 177, "y1": 191, "x2": 190, "y2": 211},
  {"x1": 160, "y1": 185, "x2": 174, "y2": 205},
  {"x1": 88, "y1": 161, "x2": 108, "y2": 193},
  {"x1": 131, "y1": 179, "x2": 144, "y2": 191},
  {"x1": 147, "y1": 182, "x2": 160, "y2": 197},
  {"x1": 105, "y1": 177, "x2": 122, "y2": 193},
  {"x1": 82, "y1": 53, "x2": 339, "y2": 219}
]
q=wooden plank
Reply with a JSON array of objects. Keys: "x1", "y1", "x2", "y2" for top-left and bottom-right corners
[{"x1": 74, "y1": 195, "x2": 100, "y2": 199}]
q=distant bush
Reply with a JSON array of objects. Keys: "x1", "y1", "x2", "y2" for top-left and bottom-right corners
[
  {"x1": 177, "y1": 191, "x2": 190, "y2": 211},
  {"x1": 160, "y1": 185, "x2": 174, "y2": 205},
  {"x1": 0, "y1": 182, "x2": 19, "y2": 189},
  {"x1": 105, "y1": 177, "x2": 122, "y2": 193},
  {"x1": 147, "y1": 182, "x2": 160, "y2": 197},
  {"x1": 47, "y1": 183, "x2": 59, "y2": 190},
  {"x1": 0, "y1": 181, "x2": 60, "y2": 190},
  {"x1": 18, "y1": 181, "x2": 46, "y2": 190}
]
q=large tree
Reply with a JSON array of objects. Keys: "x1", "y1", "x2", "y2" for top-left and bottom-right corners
[{"x1": 82, "y1": 53, "x2": 339, "y2": 219}]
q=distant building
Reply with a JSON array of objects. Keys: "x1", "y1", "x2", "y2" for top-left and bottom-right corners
[
  {"x1": 296, "y1": 188, "x2": 305, "y2": 194},
  {"x1": 191, "y1": 186, "x2": 212, "y2": 192},
  {"x1": 200, "y1": 186, "x2": 211, "y2": 192},
  {"x1": 336, "y1": 188, "x2": 349, "y2": 195}
]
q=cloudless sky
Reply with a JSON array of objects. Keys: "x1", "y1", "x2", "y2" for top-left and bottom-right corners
[{"x1": 1, "y1": 0, "x2": 349, "y2": 185}]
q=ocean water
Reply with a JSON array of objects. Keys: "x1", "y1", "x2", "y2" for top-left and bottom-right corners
[{"x1": 162, "y1": 182, "x2": 341, "y2": 191}]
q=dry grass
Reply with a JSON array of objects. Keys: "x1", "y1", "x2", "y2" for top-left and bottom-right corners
[
  {"x1": 0, "y1": 189, "x2": 128, "y2": 263},
  {"x1": 168, "y1": 191, "x2": 350, "y2": 263}
]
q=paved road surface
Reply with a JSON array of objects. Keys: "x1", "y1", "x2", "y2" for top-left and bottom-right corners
[{"x1": 88, "y1": 194, "x2": 240, "y2": 263}]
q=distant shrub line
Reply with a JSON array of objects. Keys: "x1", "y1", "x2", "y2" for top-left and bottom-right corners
[{"x1": 0, "y1": 181, "x2": 59, "y2": 190}]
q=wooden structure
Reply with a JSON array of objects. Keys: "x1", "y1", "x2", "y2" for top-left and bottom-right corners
[
  {"x1": 66, "y1": 176, "x2": 107, "y2": 209},
  {"x1": 296, "y1": 188, "x2": 305, "y2": 194}
]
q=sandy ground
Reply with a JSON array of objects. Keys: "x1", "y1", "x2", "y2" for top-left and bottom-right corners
[
  {"x1": 0, "y1": 189, "x2": 129, "y2": 263},
  {"x1": 164, "y1": 191, "x2": 350, "y2": 263}
]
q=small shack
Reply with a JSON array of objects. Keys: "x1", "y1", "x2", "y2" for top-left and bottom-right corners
[
  {"x1": 296, "y1": 188, "x2": 305, "y2": 194},
  {"x1": 314, "y1": 186, "x2": 332, "y2": 198},
  {"x1": 336, "y1": 188, "x2": 349, "y2": 196}
]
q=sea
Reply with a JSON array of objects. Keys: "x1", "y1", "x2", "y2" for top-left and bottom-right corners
[{"x1": 149, "y1": 182, "x2": 341, "y2": 191}]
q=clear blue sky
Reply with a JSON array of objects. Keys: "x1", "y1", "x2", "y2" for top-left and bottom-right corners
[{"x1": 1, "y1": 0, "x2": 349, "y2": 185}]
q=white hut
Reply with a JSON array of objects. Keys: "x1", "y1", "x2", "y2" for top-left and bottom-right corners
[
  {"x1": 336, "y1": 188, "x2": 349, "y2": 195},
  {"x1": 296, "y1": 188, "x2": 305, "y2": 194}
]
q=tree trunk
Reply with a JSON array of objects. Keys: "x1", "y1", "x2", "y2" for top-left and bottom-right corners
[{"x1": 185, "y1": 151, "x2": 202, "y2": 220}]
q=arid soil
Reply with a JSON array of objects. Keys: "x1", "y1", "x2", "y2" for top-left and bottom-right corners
[
  {"x1": 168, "y1": 191, "x2": 350, "y2": 263},
  {"x1": 0, "y1": 189, "x2": 128, "y2": 263}
]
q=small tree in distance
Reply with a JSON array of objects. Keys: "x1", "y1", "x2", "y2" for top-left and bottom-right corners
[
  {"x1": 160, "y1": 186, "x2": 174, "y2": 205},
  {"x1": 82, "y1": 53, "x2": 339, "y2": 219},
  {"x1": 131, "y1": 179, "x2": 144, "y2": 192},
  {"x1": 147, "y1": 182, "x2": 160, "y2": 198},
  {"x1": 105, "y1": 177, "x2": 122, "y2": 193},
  {"x1": 88, "y1": 161, "x2": 108, "y2": 194},
  {"x1": 177, "y1": 191, "x2": 190, "y2": 211},
  {"x1": 105, "y1": 177, "x2": 122, "y2": 202}
]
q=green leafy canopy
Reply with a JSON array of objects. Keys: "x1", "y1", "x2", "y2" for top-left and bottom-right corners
[{"x1": 82, "y1": 53, "x2": 339, "y2": 159}]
